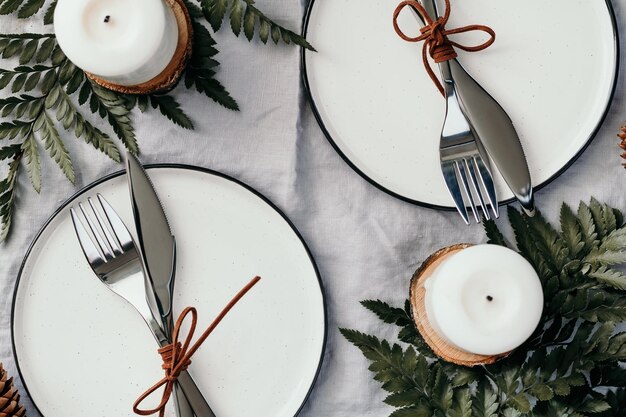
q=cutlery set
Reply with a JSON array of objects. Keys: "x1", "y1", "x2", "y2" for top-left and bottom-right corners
[
  {"x1": 71, "y1": 155, "x2": 216, "y2": 417},
  {"x1": 407, "y1": 0, "x2": 535, "y2": 223}
]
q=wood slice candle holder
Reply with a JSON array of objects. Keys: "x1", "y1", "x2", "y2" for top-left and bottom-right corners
[
  {"x1": 409, "y1": 244, "x2": 509, "y2": 367},
  {"x1": 86, "y1": 0, "x2": 192, "y2": 95}
]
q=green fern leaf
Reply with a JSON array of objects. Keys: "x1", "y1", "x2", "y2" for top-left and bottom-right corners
[
  {"x1": 39, "y1": 67, "x2": 57, "y2": 94},
  {"x1": 238, "y1": 0, "x2": 315, "y2": 50},
  {"x1": 35, "y1": 37, "x2": 54, "y2": 62},
  {"x1": 449, "y1": 368, "x2": 479, "y2": 388},
  {"x1": 11, "y1": 72, "x2": 26, "y2": 92},
  {"x1": 149, "y1": 95, "x2": 193, "y2": 129},
  {"x1": 605, "y1": 389, "x2": 626, "y2": 417},
  {"x1": 229, "y1": 0, "x2": 243, "y2": 35},
  {"x1": 361, "y1": 299, "x2": 412, "y2": 327},
  {"x1": 0, "y1": 144, "x2": 21, "y2": 160},
  {"x1": 0, "y1": 0, "x2": 23, "y2": 15},
  {"x1": 0, "y1": 155, "x2": 21, "y2": 242},
  {"x1": 75, "y1": 114, "x2": 121, "y2": 162},
  {"x1": 597, "y1": 227, "x2": 626, "y2": 254},
  {"x1": 2, "y1": 39, "x2": 23, "y2": 58},
  {"x1": 183, "y1": 0, "x2": 203, "y2": 18},
  {"x1": 0, "y1": 71, "x2": 14, "y2": 89},
  {"x1": 18, "y1": 38, "x2": 37, "y2": 63},
  {"x1": 384, "y1": 390, "x2": 421, "y2": 408},
  {"x1": 589, "y1": 198, "x2": 610, "y2": 240},
  {"x1": 501, "y1": 409, "x2": 522, "y2": 417},
  {"x1": 137, "y1": 95, "x2": 149, "y2": 113},
  {"x1": 88, "y1": 83, "x2": 138, "y2": 154},
  {"x1": 242, "y1": 4, "x2": 255, "y2": 40},
  {"x1": 472, "y1": 379, "x2": 498, "y2": 417},
  {"x1": 0, "y1": 120, "x2": 31, "y2": 140},
  {"x1": 529, "y1": 383, "x2": 554, "y2": 401},
  {"x1": 20, "y1": 131, "x2": 40, "y2": 192},
  {"x1": 36, "y1": 111, "x2": 74, "y2": 183},
  {"x1": 23, "y1": 72, "x2": 40, "y2": 91},
  {"x1": 578, "y1": 399, "x2": 611, "y2": 413},
  {"x1": 76, "y1": 79, "x2": 91, "y2": 106},
  {"x1": 448, "y1": 388, "x2": 472, "y2": 417},
  {"x1": 64, "y1": 69, "x2": 84, "y2": 95},
  {"x1": 588, "y1": 266, "x2": 626, "y2": 290},
  {"x1": 202, "y1": 0, "x2": 228, "y2": 31},
  {"x1": 43, "y1": 0, "x2": 55, "y2": 24},
  {"x1": 507, "y1": 393, "x2": 531, "y2": 413},
  {"x1": 50, "y1": 44, "x2": 64, "y2": 65},
  {"x1": 258, "y1": 18, "x2": 270, "y2": 43},
  {"x1": 17, "y1": 0, "x2": 45, "y2": 18},
  {"x1": 185, "y1": 68, "x2": 239, "y2": 110},
  {"x1": 584, "y1": 249, "x2": 626, "y2": 266},
  {"x1": 389, "y1": 404, "x2": 432, "y2": 417},
  {"x1": 527, "y1": 212, "x2": 569, "y2": 272},
  {"x1": 561, "y1": 203, "x2": 584, "y2": 257},
  {"x1": 578, "y1": 201, "x2": 598, "y2": 252},
  {"x1": 432, "y1": 367, "x2": 454, "y2": 410},
  {"x1": 483, "y1": 218, "x2": 507, "y2": 246}
]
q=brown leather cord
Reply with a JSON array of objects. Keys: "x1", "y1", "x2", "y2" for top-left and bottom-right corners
[
  {"x1": 133, "y1": 276, "x2": 262, "y2": 417},
  {"x1": 392, "y1": 0, "x2": 496, "y2": 96}
]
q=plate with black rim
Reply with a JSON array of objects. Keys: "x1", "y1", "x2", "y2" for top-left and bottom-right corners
[
  {"x1": 302, "y1": 0, "x2": 618, "y2": 209},
  {"x1": 12, "y1": 165, "x2": 326, "y2": 417}
]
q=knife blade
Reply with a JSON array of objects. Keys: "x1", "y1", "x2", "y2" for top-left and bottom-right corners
[
  {"x1": 126, "y1": 153, "x2": 176, "y2": 330},
  {"x1": 126, "y1": 153, "x2": 216, "y2": 417},
  {"x1": 449, "y1": 60, "x2": 535, "y2": 216}
]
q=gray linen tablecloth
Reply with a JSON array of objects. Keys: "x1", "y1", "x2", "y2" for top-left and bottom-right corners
[{"x1": 1, "y1": 1, "x2": 626, "y2": 416}]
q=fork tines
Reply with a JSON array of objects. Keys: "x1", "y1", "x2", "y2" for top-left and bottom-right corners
[
  {"x1": 70, "y1": 194, "x2": 133, "y2": 266},
  {"x1": 443, "y1": 155, "x2": 498, "y2": 225}
]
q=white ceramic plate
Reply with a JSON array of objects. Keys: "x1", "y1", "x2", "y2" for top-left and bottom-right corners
[
  {"x1": 12, "y1": 166, "x2": 325, "y2": 417},
  {"x1": 303, "y1": 0, "x2": 618, "y2": 208}
]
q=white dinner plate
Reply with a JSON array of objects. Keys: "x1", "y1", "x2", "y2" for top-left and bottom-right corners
[
  {"x1": 12, "y1": 165, "x2": 325, "y2": 417},
  {"x1": 303, "y1": 0, "x2": 618, "y2": 208}
]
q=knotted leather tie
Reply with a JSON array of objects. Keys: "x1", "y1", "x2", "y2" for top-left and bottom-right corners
[
  {"x1": 392, "y1": 0, "x2": 495, "y2": 96},
  {"x1": 133, "y1": 276, "x2": 261, "y2": 417}
]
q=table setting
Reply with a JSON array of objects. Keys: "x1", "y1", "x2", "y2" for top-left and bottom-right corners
[{"x1": 1, "y1": 0, "x2": 626, "y2": 416}]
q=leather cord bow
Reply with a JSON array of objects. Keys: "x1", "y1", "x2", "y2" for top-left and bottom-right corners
[
  {"x1": 392, "y1": 0, "x2": 495, "y2": 96},
  {"x1": 133, "y1": 276, "x2": 262, "y2": 417}
]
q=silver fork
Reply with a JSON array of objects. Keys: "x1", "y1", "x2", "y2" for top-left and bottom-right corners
[
  {"x1": 70, "y1": 194, "x2": 216, "y2": 417},
  {"x1": 439, "y1": 83, "x2": 498, "y2": 224},
  {"x1": 409, "y1": 4, "x2": 498, "y2": 224}
]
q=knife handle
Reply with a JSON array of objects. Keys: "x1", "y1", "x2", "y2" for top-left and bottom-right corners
[
  {"x1": 152, "y1": 322, "x2": 216, "y2": 417},
  {"x1": 177, "y1": 370, "x2": 217, "y2": 417},
  {"x1": 172, "y1": 383, "x2": 195, "y2": 417},
  {"x1": 410, "y1": 1, "x2": 454, "y2": 89}
]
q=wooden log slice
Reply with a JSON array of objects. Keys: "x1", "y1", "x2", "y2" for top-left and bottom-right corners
[
  {"x1": 86, "y1": 0, "x2": 193, "y2": 94},
  {"x1": 409, "y1": 244, "x2": 509, "y2": 367}
]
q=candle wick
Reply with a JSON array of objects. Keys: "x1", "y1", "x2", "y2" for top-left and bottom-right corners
[
  {"x1": 104, "y1": 15, "x2": 110, "y2": 23},
  {"x1": 486, "y1": 295, "x2": 494, "y2": 302}
]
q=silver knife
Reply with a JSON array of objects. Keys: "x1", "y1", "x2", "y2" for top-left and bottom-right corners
[
  {"x1": 414, "y1": 0, "x2": 536, "y2": 216},
  {"x1": 449, "y1": 59, "x2": 535, "y2": 216},
  {"x1": 126, "y1": 153, "x2": 217, "y2": 417}
]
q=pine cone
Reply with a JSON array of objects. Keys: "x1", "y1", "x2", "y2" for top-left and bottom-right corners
[
  {"x1": 0, "y1": 363, "x2": 26, "y2": 417},
  {"x1": 618, "y1": 122, "x2": 626, "y2": 168}
]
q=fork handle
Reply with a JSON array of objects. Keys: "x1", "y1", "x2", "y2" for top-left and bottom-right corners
[{"x1": 420, "y1": 0, "x2": 440, "y2": 28}]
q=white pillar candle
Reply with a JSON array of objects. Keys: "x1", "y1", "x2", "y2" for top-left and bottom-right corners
[
  {"x1": 54, "y1": 0, "x2": 178, "y2": 86},
  {"x1": 424, "y1": 244, "x2": 543, "y2": 356}
]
